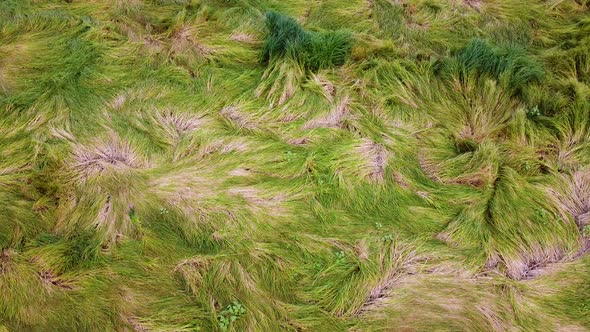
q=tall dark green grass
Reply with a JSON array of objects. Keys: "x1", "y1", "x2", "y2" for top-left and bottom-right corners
[
  {"x1": 439, "y1": 38, "x2": 544, "y2": 93},
  {"x1": 261, "y1": 11, "x2": 352, "y2": 71}
]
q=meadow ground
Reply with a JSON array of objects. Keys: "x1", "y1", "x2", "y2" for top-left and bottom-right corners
[{"x1": 1, "y1": 0, "x2": 590, "y2": 331}]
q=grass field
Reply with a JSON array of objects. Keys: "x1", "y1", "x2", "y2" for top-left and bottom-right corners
[{"x1": 1, "y1": 0, "x2": 590, "y2": 331}]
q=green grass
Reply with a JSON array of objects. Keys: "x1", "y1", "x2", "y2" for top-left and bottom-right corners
[
  {"x1": 1, "y1": 0, "x2": 590, "y2": 331},
  {"x1": 261, "y1": 11, "x2": 352, "y2": 71}
]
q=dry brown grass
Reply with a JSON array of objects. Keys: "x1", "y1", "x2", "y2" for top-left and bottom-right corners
[
  {"x1": 156, "y1": 110, "x2": 205, "y2": 138},
  {"x1": 169, "y1": 26, "x2": 214, "y2": 58},
  {"x1": 304, "y1": 96, "x2": 352, "y2": 129},
  {"x1": 220, "y1": 105, "x2": 258, "y2": 130},
  {"x1": 551, "y1": 170, "x2": 590, "y2": 227},
  {"x1": 229, "y1": 31, "x2": 257, "y2": 44},
  {"x1": 355, "y1": 139, "x2": 390, "y2": 183},
  {"x1": 228, "y1": 187, "x2": 287, "y2": 216},
  {"x1": 70, "y1": 135, "x2": 147, "y2": 181}
]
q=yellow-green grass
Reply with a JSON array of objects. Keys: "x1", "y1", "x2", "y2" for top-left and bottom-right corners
[{"x1": 1, "y1": 0, "x2": 590, "y2": 331}]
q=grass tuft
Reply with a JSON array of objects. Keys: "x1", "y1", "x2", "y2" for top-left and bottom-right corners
[
  {"x1": 440, "y1": 38, "x2": 544, "y2": 93},
  {"x1": 261, "y1": 11, "x2": 352, "y2": 72}
]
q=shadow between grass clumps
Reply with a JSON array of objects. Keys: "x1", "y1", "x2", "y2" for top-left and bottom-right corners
[{"x1": 261, "y1": 11, "x2": 352, "y2": 72}]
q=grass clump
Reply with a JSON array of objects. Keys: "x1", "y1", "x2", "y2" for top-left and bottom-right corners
[
  {"x1": 447, "y1": 38, "x2": 544, "y2": 92},
  {"x1": 261, "y1": 11, "x2": 352, "y2": 71}
]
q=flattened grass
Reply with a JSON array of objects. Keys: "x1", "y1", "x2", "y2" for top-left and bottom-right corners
[{"x1": 1, "y1": 0, "x2": 590, "y2": 331}]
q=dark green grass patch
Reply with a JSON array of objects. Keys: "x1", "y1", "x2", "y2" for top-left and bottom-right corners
[
  {"x1": 261, "y1": 11, "x2": 352, "y2": 71},
  {"x1": 438, "y1": 38, "x2": 544, "y2": 93}
]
